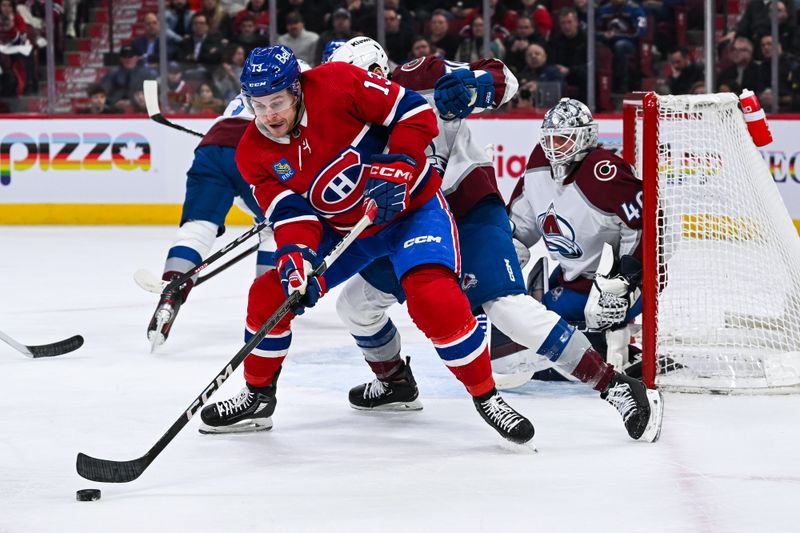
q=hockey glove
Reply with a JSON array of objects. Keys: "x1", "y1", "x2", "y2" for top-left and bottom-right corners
[
  {"x1": 434, "y1": 69, "x2": 495, "y2": 120},
  {"x1": 274, "y1": 244, "x2": 326, "y2": 315},
  {"x1": 584, "y1": 255, "x2": 643, "y2": 331},
  {"x1": 363, "y1": 154, "x2": 416, "y2": 225}
]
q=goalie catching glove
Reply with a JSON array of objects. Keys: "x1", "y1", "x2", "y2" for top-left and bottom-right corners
[
  {"x1": 585, "y1": 251, "x2": 642, "y2": 331},
  {"x1": 274, "y1": 244, "x2": 326, "y2": 314},
  {"x1": 434, "y1": 69, "x2": 494, "y2": 120},
  {"x1": 364, "y1": 154, "x2": 415, "y2": 225}
]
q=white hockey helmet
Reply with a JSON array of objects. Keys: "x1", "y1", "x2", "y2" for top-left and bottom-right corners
[
  {"x1": 540, "y1": 98, "x2": 598, "y2": 181},
  {"x1": 328, "y1": 36, "x2": 390, "y2": 77}
]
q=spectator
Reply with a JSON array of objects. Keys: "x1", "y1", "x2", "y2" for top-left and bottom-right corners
[
  {"x1": 80, "y1": 84, "x2": 117, "y2": 114},
  {"x1": 517, "y1": 42, "x2": 564, "y2": 92},
  {"x1": 689, "y1": 80, "x2": 706, "y2": 94},
  {"x1": 278, "y1": 11, "x2": 318, "y2": 65},
  {"x1": 426, "y1": 9, "x2": 459, "y2": 59},
  {"x1": 232, "y1": 0, "x2": 269, "y2": 36},
  {"x1": 100, "y1": 45, "x2": 157, "y2": 112},
  {"x1": 384, "y1": 7, "x2": 414, "y2": 64},
  {"x1": 188, "y1": 81, "x2": 225, "y2": 114},
  {"x1": 727, "y1": 0, "x2": 797, "y2": 58},
  {"x1": 212, "y1": 44, "x2": 245, "y2": 101},
  {"x1": 233, "y1": 14, "x2": 268, "y2": 56},
  {"x1": 596, "y1": 0, "x2": 647, "y2": 93},
  {"x1": 410, "y1": 35, "x2": 431, "y2": 59},
  {"x1": 0, "y1": 11, "x2": 33, "y2": 96},
  {"x1": 132, "y1": 12, "x2": 174, "y2": 65},
  {"x1": 508, "y1": 80, "x2": 537, "y2": 113},
  {"x1": 165, "y1": 60, "x2": 192, "y2": 112},
  {"x1": 176, "y1": 13, "x2": 224, "y2": 70},
  {"x1": 756, "y1": 34, "x2": 793, "y2": 110},
  {"x1": 455, "y1": 15, "x2": 505, "y2": 62},
  {"x1": 384, "y1": 0, "x2": 417, "y2": 38},
  {"x1": 166, "y1": 0, "x2": 196, "y2": 44},
  {"x1": 464, "y1": 0, "x2": 519, "y2": 35},
  {"x1": 506, "y1": 13, "x2": 546, "y2": 75},
  {"x1": 314, "y1": 7, "x2": 356, "y2": 66},
  {"x1": 130, "y1": 89, "x2": 148, "y2": 114},
  {"x1": 342, "y1": 0, "x2": 376, "y2": 37},
  {"x1": 199, "y1": 0, "x2": 232, "y2": 41},
  {"x1": 718, "y1": 36, "x2": 762, "y2": 94},
  {"x1": 666, "y1": 46, "x2": 703, "y2": 95},
  {"x1": 520, "y1": 0, "x2": 553, "y2": 38},
  {"x1": 277, "y1": 0, "x2": 331, "y2": 34},
  {"x1": 548, "y1": 8, "x2": 588, "y2": 101}
]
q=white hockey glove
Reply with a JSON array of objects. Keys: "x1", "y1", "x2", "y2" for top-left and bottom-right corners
[
  {"x1": 584, "y1": 244, "x2": 641, "y2": 331},
  {"x1": 513, "y1": 237, "x2": 531, "y2": 269}
]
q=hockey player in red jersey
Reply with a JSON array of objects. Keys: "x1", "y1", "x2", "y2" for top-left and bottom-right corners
[
  {"x1": 198, "y1": 45, "x2": 534, "y2": 445},
  {"x1": 329, "y1": 38, "x2": 663, "y2": 443}
]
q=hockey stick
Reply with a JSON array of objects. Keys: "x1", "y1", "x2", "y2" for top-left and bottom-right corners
[
  {"x1": 134, "y1": 221, "x2": 270, "y2": 294},
  {"x1": 77, "y1": 200, "x2": 378, "y2": 483},
  {"x1": 135, "y1": 242, "x2": 260, "y2": 294},
  {"x1": 0, "y1": 329, "x2": 84, "y2": 358},
  {"x1": 143, "y1": 80, "x2": 205, "y2": 138}
]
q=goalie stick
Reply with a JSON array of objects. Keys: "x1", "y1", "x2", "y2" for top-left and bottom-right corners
[
  {"x1": 143, "y1": 80, "x2": 205, "y2": 138},
  {"x1": 0, "y1": 330, "x2": 84, "y2": 358},
  {"x1": 76, "y1": 200, "x2": 378, "y2": 484}
]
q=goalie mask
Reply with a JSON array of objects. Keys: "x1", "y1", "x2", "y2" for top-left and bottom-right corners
[
  {"x1": 540, "y1": 98, "x2": 598, "y2": 182},
  {"x1": 328, "y1": 37, "x2": 391, "y2": 77}
]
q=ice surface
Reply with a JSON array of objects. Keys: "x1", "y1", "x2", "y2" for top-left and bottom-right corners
[{"x1": 1, "y1": 226, "x2": 798, "y2": 533}]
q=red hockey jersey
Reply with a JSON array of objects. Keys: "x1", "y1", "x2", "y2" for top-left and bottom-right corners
[{"x1": 236, "y1": 62, "x2": 440, "y2": 250}]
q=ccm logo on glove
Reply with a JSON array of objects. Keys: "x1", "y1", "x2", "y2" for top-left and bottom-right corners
[{"x1": 370, "y1": 165, "x2": 412, "y2": 181}]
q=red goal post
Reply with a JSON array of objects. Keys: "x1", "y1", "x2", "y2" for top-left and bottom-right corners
[{"x1": 623, "y1": 92, "x2": 800, "y2": 393}]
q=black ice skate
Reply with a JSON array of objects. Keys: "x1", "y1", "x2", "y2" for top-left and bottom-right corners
[
  {"x1": 146, "y1": 280, "x2": 185, "y2": 353},
  {"x1": 199, "y1": 378, "x2": 278, "y2": 434},
  {"x1": 602, "y1": 372, "x2": 664, "y2": 442},
  {"x1": 349, "y1": 357, "x2": 423, "y2": 411},
  {"x1": 473, "y1": 389, "x2": 535, "y2": 445}
]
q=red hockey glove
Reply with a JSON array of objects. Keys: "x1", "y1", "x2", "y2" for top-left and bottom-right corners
[
  {"x1": 364, "y1": 154, "x2": 416, "y2": 225},
  {"x1": 274, "y1": 245, "x2": 326, "y2": 314}
]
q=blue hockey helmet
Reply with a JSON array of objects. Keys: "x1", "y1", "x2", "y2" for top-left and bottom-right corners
[
  {"x1": 240, "y1": 46, "x2": 302, "y2": 99},
  {"x1": 321, "y1": 40, "x2": 346, "y2": 63}
]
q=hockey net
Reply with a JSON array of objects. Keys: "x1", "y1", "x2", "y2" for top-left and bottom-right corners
[{"x1": 623, "y1": 92, "x2": 800, "y2": 393}]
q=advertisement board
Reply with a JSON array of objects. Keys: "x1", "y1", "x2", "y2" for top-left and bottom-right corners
[{"x1": 1, "y1": 115, "x2": 798, "y2": 229}]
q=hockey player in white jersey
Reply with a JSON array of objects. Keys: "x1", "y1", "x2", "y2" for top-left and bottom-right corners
[
  {"x1": 330, "y1": 39, "x2": 663, "y2": 443},
  {"x1": 146, "y1": 95, "x2": 275, "y2": 352}
]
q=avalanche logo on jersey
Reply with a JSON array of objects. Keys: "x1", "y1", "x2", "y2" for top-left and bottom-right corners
[
  {"x1": 272, "y1": 159, "x2": 296, "y2": 182},
  {"x1": 536, "y1": 203, "x2": 583, "y2": 259}
]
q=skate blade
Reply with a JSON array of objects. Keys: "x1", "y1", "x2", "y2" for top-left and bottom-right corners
[
  {"x1": 493, "y1": 370, "x2": 535, "y2": 391},
  {"x1": 349, "y1": 399, "x2": 424, "y2": 411},
  {"x1": 640, "y1": 389, "x2": 664, "y2": 443},
  {"x1": 499, "y1": 438, "x2": 538, "y2": 454},
  {"x1": 198, "y1": 418, "x2": 273, "y2": 434},
  {"x1": 147, "y1": 330, "x2": 165, "y2": 353}
]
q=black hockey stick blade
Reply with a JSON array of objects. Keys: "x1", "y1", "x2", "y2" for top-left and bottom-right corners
[
  {"x1": 76, "y1": 452, "x2": 151, "y2": 483},
  {"x1": 26, "y1": 334, "x2": 84, "y2": 358}
]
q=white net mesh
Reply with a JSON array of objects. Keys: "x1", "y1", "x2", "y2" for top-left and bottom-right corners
[{"x1": 640, "y1": 93, "x2": 800, "y2": 393}]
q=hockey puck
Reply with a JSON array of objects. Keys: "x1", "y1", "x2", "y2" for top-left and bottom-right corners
[{"x1": 76, "y1": 489, "x2": 101, "y2": 502}]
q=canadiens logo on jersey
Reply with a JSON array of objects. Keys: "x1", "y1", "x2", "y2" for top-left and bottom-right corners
[
  {"x1": 308, "y1": 148, "x2": 370, "y2": 215},
  {"x1": 537, "y1": 203, "x2": 583, "y2": 259},
  {"x1": 272, "y1": 159, "x2": 296, "y2": 182}
]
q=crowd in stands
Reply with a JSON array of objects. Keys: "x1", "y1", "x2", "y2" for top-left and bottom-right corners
[{"x1": 2, "y1": 0, "x2": 800, "y2": 113}]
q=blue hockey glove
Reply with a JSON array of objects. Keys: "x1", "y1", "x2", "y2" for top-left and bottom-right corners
[
  {"x1": 274, "y1": 245, "x2": 326, "y2": 314},
  {"x1": 434, "y1": 69, "x2": 495, "y2": 120},
  {"x1": 363, "y1": 154, "x2": 416, "y2": 225}
]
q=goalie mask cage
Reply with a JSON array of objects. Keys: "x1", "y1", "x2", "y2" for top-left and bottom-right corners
[{"x1": 623, "y1": 92, "x2": 800, "y2": 393}]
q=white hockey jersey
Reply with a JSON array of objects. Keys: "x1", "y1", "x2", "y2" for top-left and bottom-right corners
[
  {"x1": 509, "y1": 144, "x2": 643, "y2": 292},
  {"x1": 391, "y1": 55, "x2": 518, "y2": 218}
]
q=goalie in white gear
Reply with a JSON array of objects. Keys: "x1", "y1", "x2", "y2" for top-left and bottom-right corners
[{"x1": 330, "y1": 41, "x2": 663, "y2": 443}]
